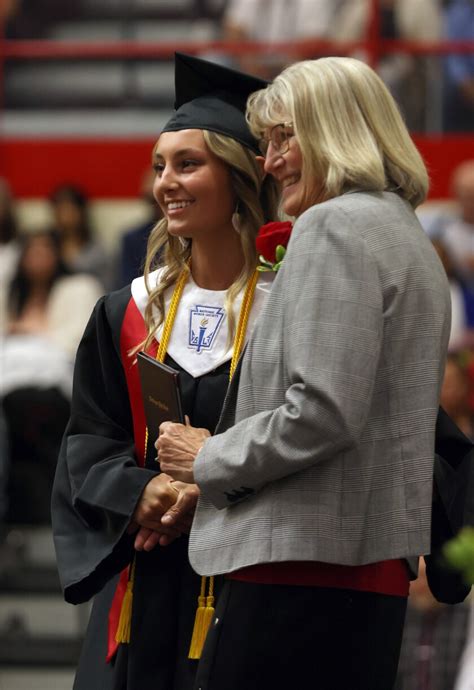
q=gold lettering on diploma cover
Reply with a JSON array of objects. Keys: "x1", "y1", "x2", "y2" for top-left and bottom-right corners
[{"x1": 148, "y1": 395, "x2": 169, "y2": 412}]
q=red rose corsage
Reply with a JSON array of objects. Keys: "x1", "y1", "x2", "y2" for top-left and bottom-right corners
[{"x1": 256, "y1": 221, "x2": 293, "y2": 272}]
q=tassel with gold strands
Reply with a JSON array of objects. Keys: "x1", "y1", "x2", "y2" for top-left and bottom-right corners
[
  {"x1": 115, "y1": 263, "x2": 190, "y2": 645},
  {"x1": 188, "y1": 268, "x2": 259, "y2": 659},
  {"x1": 188, "y1": 575, "x2": 215, "y2": 659},
  {"x1": 115, "y1": 559, "x2": 136, "y2": 643}
]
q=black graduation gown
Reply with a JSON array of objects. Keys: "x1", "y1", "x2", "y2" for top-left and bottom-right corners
[{"x1": 51, "y1": 285, "x2": 229, "y2": 690}]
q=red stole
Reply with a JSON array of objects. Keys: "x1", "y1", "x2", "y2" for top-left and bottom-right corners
[{"x1": 107, "y1": 296, "x2": 157, "y2": 662}]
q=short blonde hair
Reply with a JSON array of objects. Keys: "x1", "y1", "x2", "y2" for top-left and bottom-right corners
[{"x1": 247, "y1": 57, "x2": 429, "y2": 210}]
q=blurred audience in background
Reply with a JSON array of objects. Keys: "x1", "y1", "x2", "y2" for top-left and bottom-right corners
[
  {"x1": 222, "y1": 0, "x2": 447, "y2": 132},
  {"x1": 438, "y1": 161, "x2": 474, "y2": 288},
  {"x1": 3, "y1": 0, "x2": 81, "y2": 39},
  {"x1": 431, "y1": 240, "x2": 470, "y2": 351},
  {"x1": 0, "y1": 178, "x2": 21, "y2": 295},
  {"x1": 454, "y1": 599, "x2": 474, "y2": 690},
  {"x1": 420, "y1": 160, "x2": 474, "y2": 346},
  {"x1": 117, "y1": 168, "x2": 163, "y2": 288},
  {"x1": 0, "y1": 179, "x2": 20, "y2": 542},
  {"x1": 48, "y1": 184, "x2": 114, "y2": 292},
  {"x1": 1, "y1": 229, "x2": 102, "y2": 362},
  {"x1": 444, "y1": 0, "x2": 474, "y2": 132},
  {"x1": 221, "y1": 0, "x2": 338, "y2": 78},
  {"x1": 396, "y1": 558, "x2": 470, "y2": 690},
  {"x1": 332, "y1": 0, "x2": 443, "y2": 132},
  {"x1": 440, "y1": 353, "x2": 474, "y2": 438},
  {"x1": 0, "y1": 229, "x2": 102, "y2": 526}
]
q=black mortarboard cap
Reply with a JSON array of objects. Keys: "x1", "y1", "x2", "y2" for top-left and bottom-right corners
[{"x1": 161, "y1": 53, "x2": 268, "y2": 155}]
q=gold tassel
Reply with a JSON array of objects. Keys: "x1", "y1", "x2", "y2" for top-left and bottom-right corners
[
  {"x1": 188, "y1": 576, "x2": 215, "y2": 659},
  {"x1": 115, "y1": 559, "x2": 136, "y2": 644}
]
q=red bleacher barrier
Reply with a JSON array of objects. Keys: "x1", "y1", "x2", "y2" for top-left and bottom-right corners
[{"x1": 2, "y1": 136, "x2": 474, "y2": 200}]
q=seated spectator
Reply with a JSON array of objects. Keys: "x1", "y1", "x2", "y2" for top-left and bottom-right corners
[
  {"x1": 431, "y1": 239, "x2": 469, "y2": 351},
  {"x1": 0, "y1": 229, "x2": 102, "y2": 524},
  {"x1": 439, "y1": 161, "x2": 474, "y2": 294},
  {"x1": 117, "y1": 168, "x2": 163, "y2": 288},
  {"x1": 2, "y1": 229, "x2": 102, "y2": 364},
  {"x1": 396, "y1": 557, "x2": 470, "y2": 690},
  {"x1": 4, "y1": 0, "x2": 81, "y2": 39},
  {"x1": 222, "y1": 0, "x2": 340, "y2": 78},
  {"x1": 0, "y1": 178, "x2": 21, "y2": 304},
  {"x1": 332, "y1": 0, "x2": 443, "y2": 132},
  {"x1": 49, "y1": 183, "x2": 113, "y2": 291},
  {"x1": 417, "y1": 205, "x2": 457, "y2": 242},
  {"x1": 0, "y1": 179, "x2": 20, "y2": 530},
  {"x1": 440, "y1": 353, "x2": 474, "y2": 440},
  {"x1": 443, "y1": 0, "x2": 474, "y2": 132}
]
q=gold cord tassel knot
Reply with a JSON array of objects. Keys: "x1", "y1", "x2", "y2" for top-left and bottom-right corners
[
  {"x1": 188, "y1": 576, "x2": 215, "y2": 659},
  {"x1": 115, "y1": 560, "x2": 136, "y2": 644}
]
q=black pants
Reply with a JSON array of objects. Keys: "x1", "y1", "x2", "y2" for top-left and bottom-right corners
[{"x1": 195, "y1": 580, "x2": 407, "y2": 690}]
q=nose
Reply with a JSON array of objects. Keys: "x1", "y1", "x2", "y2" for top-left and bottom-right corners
[
  {"x1": 263, "y1": 142, "x2": 284, "y2": 176},
  {"x1": 153, "y1": 165, "x2": 178, "y2": 201}
]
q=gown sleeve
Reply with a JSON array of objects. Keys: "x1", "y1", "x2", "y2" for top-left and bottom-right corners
[{"x1": 51, "y1": 291, "x2": 158, "y2": 604}]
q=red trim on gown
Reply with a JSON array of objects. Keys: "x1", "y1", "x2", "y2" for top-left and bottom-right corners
[{"x1": 107, "y1": 297, "x2": 158, "y2": 662}]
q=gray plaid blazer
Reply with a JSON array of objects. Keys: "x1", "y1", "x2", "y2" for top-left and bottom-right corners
[{"x1": 189, "y1": 191, "x2": 451, "y2": 576}]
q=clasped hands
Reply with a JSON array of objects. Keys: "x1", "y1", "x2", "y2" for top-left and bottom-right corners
[{"x1": 128, "y1": 419, "x2": 210, "y2": 553}]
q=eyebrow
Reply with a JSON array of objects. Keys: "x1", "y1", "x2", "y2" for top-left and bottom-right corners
[{"x1": 153, "y1": 147, "x2": 202, "y2": 161}]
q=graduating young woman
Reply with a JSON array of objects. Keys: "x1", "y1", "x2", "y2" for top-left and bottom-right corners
[{"x1": 51, "y1": 53, "x2": 279, "y2": 690}]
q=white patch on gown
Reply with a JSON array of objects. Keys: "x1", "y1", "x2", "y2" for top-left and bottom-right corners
[{"x1": 131, "y1": 267, "x2": 274, "y2": 378}]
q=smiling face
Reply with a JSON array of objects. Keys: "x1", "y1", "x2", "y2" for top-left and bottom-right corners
[
  {"x1": 152, "y1": 129, "x2": 236, "y2": 241},
  {"x1": 264, "y1": 133, "x2": 326, "y2": 217},
  {"x1": 262, "y1": 123, "x2": 304, "y2": 217}
]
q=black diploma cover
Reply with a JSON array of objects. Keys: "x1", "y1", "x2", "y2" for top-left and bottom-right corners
[{"x1": 137, "y1": 351, "x2": 184, "y2": 437}]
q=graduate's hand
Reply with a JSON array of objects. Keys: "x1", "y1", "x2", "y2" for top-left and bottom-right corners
[
  {"x1": 133, "y1": 473, "x2": 181, "y2": 535},
  {"x1": 161, "y1": 481, "x2": 200, "y2": 530},
  {"x1": 156, "y1": 417, "x2": 210, "y2": 483},
  {"x1": 133, "y1": 483, "x2": 197, "y2": 550},
  {"x1": 133, "y1": 527, "x2": 162, "y2": 551},
  {"x1": 133, "y1": 526, "x2": 181, "y2": 551}
]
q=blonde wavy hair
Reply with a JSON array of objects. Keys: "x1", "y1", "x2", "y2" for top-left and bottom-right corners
[
  {"x1": 137, "y1": 130, "x2": 279, "y2": 353},
  {"x1": 247, "y1": 56, "x2": 429, "y2": 213}
]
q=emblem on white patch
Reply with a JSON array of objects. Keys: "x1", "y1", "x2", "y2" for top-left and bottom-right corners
[{"x1": 188, "y1": 305, "x2": 225, "y2": 353}]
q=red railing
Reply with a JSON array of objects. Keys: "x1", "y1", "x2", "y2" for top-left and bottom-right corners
[{"x1": 1, "y1": 38, "x2": 474, "y2": 62}]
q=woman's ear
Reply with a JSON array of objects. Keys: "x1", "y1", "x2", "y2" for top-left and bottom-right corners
[{"x1": 255, "y1": 155, "x2": 267, "y2": 178}]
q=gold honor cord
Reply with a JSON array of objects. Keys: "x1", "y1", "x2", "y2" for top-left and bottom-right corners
[{"x1": 116, "y1": 264, "x2": 259, "y2": 662}]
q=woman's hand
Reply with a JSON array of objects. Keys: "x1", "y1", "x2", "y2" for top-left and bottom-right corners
[{"x1": 156, "y1": 418, "x2": 210, "y2": 483}]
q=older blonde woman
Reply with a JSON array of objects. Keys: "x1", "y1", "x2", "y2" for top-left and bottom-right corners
[{"x1": 158, "y1": 57, "x2": 451, "y2": 690}]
